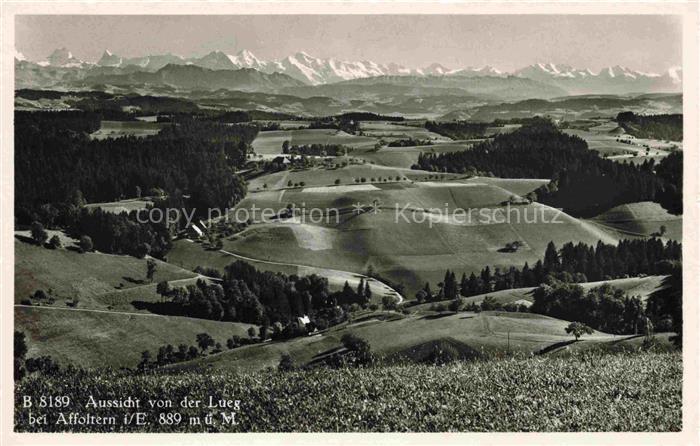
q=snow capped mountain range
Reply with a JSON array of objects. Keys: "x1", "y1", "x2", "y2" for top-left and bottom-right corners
[{"x1": 17, "y1": 48, "x2": 682, "y2": 93}]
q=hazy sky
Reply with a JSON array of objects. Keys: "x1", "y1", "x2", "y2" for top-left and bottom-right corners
[{"x1": 15, "y1": 15, "x2": 682, "y2": 72}]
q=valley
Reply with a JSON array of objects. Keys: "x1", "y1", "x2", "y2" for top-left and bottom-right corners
[{"x1": 12, "y1": 33, "x2": 685, "y2": 434}]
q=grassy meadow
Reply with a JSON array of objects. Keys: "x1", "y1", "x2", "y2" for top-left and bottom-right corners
[{"x1": 15, "y1": 352, "x2": 682, "y2": 432}]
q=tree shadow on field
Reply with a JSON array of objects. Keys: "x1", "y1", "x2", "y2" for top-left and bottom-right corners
[
  {"x1": 131, "y1": 300, "x2": 185, "y2": 316},
  {"x1": 537, "y1": 339, "x2": 577, "y2": 355},
  {"x1": 15, "y1": 234, "x2": 36, "y2": 245},
  {"x1": 123, "y1": 276, "x2": 145, "y2": 285},
  {"x1": 420, "y1": 312, "x2": 454, "y2": 320}
]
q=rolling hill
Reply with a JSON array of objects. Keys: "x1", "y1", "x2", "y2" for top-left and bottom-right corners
[
  {"x1": 15, "y1": 305, "x2": 255, "y2": 369},
  {"x1": 589, "y1": 201, "x2": 682, "y2": 241},
  {"x1": 222, "y1": 176, "x2": 623, "y2": 294},
  {"x1": 14, "y1": 237, "x2": 197, "y2": 307}
]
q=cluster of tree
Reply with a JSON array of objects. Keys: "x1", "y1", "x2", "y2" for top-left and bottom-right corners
[
  {"x1": 72, "y1": 207, "x2": 171, "y2": 258},
  {"x1": 137, "y1": 329, "x2": 269, "y2": 370},
  {"x1": 430, "y1": 296, "x2": 530, "y2": 314},
  {"x1": 15, "y1": 110, "x2": 101, "y2": 134},
  {"x1": 73, "y1": 93, "x2": 199, "y2": 117},
  {"x1": 308, "y1": 118, "x2": 358, "y2": 134},
  {"x1": 307, "y1": 113, "x2": 402, "y2": 135},
  {"x1": 645, "y1": 263, "x2": 682, "y2": 345},
  {"x1": 417, "y1": 239, "x2": 681, "y2": 302},
  {"x1": 655, "y1": 152, "x2": 683, "y2": 214},
  {"x1": 282, "y1": 142, "x2": 352, "y2": 156},
  {"x1": 616, "y1": 112, "x2": 683, "y2": 141},
  {"x1": 150, "y1": 261, "x2": 357, "y2": 332},
  {"x1": 387, "y1": 138, "x2": 434, "y2": 147},
  {"x1": 137, "y1": 342, "x2": 202, "y2": 370},
  {"x1": 214, "y1": 110, "x2": 252, "y2": 123},
  {"x1": 25, "y1": 199, "x2": 171, "y2": 258},
  {"x1": 531, "y1": 280, "x2": 648, "y2": 334},
  {"x1": 14, "y1": 331, "x2": 60, "y2": 381},
  {"x1": 413, "y1": 118, "x2": 682, "y2": 217},
  {"x1": 335, "y1": 112, "x2": 404, "y2": 122},
  {"x1": 279, "y1": 333, "x2": 375, "y2": 371},
  {"x1": 325, "y1": 333, "x2": 375, "y2": 368},
  {"x1": 531, "y1": 261, "x2": 681, "y2": 344},
  {"x1": 424, "y1": 121, "x2": 489, "y2": 140},
  {"x1": 337, "y1": 279, "x2": 372, "y2": 306},
  {"x1": 16, "y1": 112, "x2": 257, "y2": 224}
]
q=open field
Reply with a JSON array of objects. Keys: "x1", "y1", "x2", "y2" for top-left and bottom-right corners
[
  {"x1": 562, "y1": 120, "x2": 679, "y2": 164},
  {"x1": 356, "y1": 141, "x2": 480, "y2": 168},
  {"x1": 357, "y1": 121, "x2": 452, "y2": 142},
  {"x1": 15, "y1": 305, "x2": 255, "y2": 369},
  {"x1": 15, "y1": 238, "x2": 196, "y2": 307},
  {"x1": 251, "y1": 129, "x2": 379, "y2": 155},
  {"x1": 252, "y1": 120, "x2": 312, "y2": 129},
  {"x1": 16, "y1": 352, "x2": 681, "y2": 432},
  {"x1": 589, "y1": 201, "x2": 682, "y2": 241},
  {"x1": 246, "y1": 164, "x2": 453, "y2": 191},
  {"x1": 89, "y1": 120, "x2": 165, "y2": 140}
]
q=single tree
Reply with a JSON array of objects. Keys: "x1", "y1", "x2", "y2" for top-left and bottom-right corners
[
  {"x1": 382, "y1": 295, "x2": 398, "y2": 311},
  {"x1": 565, "y1": 321, "x2": 594, "y2": 341},
  {"x1": 30, "y1": 221, "x2": 48, "y2": 246},
  {"x1": 137, "y1": 350, "x2": 152, "y2": 370},
  {"x1": 48, "y1": 235, "x2": 62, "y2": 249},
  {"x1": 356, "y1": 278, "x2": 365, "y2": 298},
  {"x1": 146, "y1": 259, "x2": 157, "y2": 282},
  {"x1": 364, "y1": 281, "x2": 372, "y2": 302},
  {"x1": 278, "y1": 353, "x2": 295, "y2": 372},
  {"x1": 259, "y1": 325, "x2": 269, "y2": 341},
  {"x1": 448, "y1": 297, "x2": 463, "y2": 312},
  {"x1": 196, "y1": 333, "x2": 215, "y2": 352},
  {"x1": 187, "y1": 346, "x2": 200, "y2": 360},
  {"x1": 544, "y1": 241, "x2": 560, "y2": 272},
  {"x1": 156, "y1": 281, "x2": 171, "y2": 300},
  {"x1": 79, "y1": 235, "x2": 93, "y2": 253},
  {"x1": 14, "y1": 331, "x2": 28, "y2": 381}
]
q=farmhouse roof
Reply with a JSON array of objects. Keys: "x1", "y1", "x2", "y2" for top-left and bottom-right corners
[{"x1": 189, "y1": 224, "x2": 203, "y2": 237}]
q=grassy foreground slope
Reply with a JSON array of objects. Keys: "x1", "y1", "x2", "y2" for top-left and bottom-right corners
[
  {"x1": 15, "y1": 306, "x2": 255, "y2": 368},
  {"x1": 15, "y1": 352, "x2": 681, "y2": 432}
]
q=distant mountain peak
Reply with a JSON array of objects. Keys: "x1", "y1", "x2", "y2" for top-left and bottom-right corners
[
  {"x1": 46, "y1": 47, "x2": 84, "y2": 67},
  {"x1": 19, "y1": 47, "x2": 682, "y2": 94}
]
